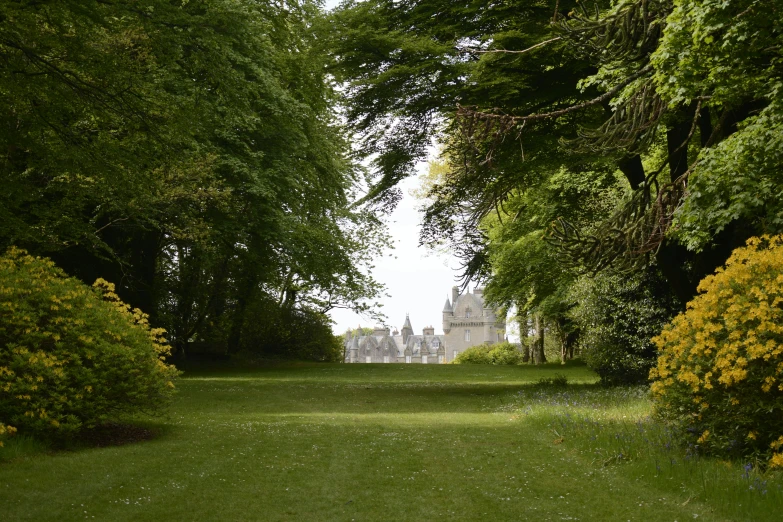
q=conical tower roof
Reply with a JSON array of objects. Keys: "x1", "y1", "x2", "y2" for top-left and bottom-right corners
[
  {"x1": 402, "y1": 313, "x2": 412, "y2": 330},
  {"x1": 442, "y1": 296, "x2": 452, "y2": 312}
]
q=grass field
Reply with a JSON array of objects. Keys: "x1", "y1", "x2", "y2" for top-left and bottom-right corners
[{"x1": 1, "y1": 361, "x2": 781, "y2": 521}]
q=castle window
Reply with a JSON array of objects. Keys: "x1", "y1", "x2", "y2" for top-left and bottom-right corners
[
  {"x1": 422, "y1": 355, "x2": 428, "y2": 364},
  {"x1": 453, "y1": 350, "x2": 459, "y2": 360},
  {"x1": 464, "y1": 329, "x2": 471, "y2": 341},
  {"x1": 365, "y1": 356, "x2": 372, "y2": 363},
  {"x1": 465, "y1": 308, "x2": 472, "y2": 318},
  {"x1": 438, "y1": 355, "x2": 444, "y2": 364},
  {"x1": 405, "y1": 355, "x2": 412, "y2": 363},
  {"x1": 383, "y1": 356, "x2": 390, "y2": 363}
]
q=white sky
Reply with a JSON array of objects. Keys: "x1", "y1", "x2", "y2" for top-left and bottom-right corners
[{"x1": 329, "y1": 160, "x2": 465, "y2": 336}]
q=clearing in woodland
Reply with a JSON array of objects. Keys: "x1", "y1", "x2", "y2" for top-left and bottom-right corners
[{"x1": 1, "y1": 361, "x2": 781, "y2": 521}]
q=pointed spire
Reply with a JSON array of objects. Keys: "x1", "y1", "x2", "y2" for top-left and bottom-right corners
[
  {"x1": 443, "y1": 296, "x2": 452, "y2": 312},
  {"x1": 403, "y1": 313, "x2": 412, "y2": 329}
]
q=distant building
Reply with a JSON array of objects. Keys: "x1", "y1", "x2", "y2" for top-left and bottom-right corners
[{"x1": 344, "y1": 286, "x2": 506, "y2": 363}]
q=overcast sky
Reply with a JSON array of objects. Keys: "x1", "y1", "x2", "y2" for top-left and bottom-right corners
[{"x1": 328, "y1": 159, "x2": 466, "y2": 336}]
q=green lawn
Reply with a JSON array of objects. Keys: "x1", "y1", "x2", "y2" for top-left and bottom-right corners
[{"x1": 1, "y1": 362, "x2": 781, "y2": 521}]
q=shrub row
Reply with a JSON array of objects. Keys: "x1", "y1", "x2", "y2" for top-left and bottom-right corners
[{"x1": 452, "y1": 342, "x2": 524, "y2": 365}]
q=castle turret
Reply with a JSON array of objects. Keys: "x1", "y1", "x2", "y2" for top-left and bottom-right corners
[
  {"x1": 349, "y1": 333, "x2": 360, "y2": 363},
  {"x1": 442, "y1": 296, "x2": 453, "y2": 334},
  {"x1": 483, "y1": 306, "x2": 496, "y2": 343},
  {"x1": 401, "y1": 314, "x2": 414, "y2": 344}
]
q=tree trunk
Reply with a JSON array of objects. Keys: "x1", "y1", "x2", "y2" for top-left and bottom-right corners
[
  {"x1": 560, "y1": 338, "x2": 567, "y2": 365},
  {"x1": 533, "y1": 314, "x2": 546, "y2": 364},
  {"x1": 519, "y1": 310, "x2": 531, "y2": 363}
]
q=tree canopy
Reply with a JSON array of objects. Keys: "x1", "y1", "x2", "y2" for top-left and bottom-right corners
[
  {"x1": 1, "y1": 0, "x2": 386, "y2": 359},
  {"x1": 328, "y1": 0, "x2": 781, "y2": 373}
]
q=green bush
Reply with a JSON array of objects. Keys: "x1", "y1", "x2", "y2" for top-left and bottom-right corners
[
  {"x1": 0, "y1": 248, "x2": 179, "y2": 438},
  {"x1": 569, "y1": 266, "x2": 680, "y2": 385},
  {"x1": 452, "y1": 345, "x2": 492, "y2": 364},
  {"x1": 650, "y1": 236, "x2": 783, "y2": 468},
  {"x1": 453, "y1": 342, "x2": 522, "y2": 365},
  {"x1": 488, "y1": 342, "x2": 525, "y2": 365}
]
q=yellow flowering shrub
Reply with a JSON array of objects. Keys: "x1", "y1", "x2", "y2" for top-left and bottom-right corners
[
  {"x1": 0, "y1": 423, "x2": 17, "y2": 447},
  {"x1": 650, "y1": 236, "x2": 783, "y2": 466},
  {"x1": 0, "y1": 248, "x2": 179, "y2": 438}
]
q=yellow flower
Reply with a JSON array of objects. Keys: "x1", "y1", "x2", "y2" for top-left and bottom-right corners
[
  {"x1": 697, "y1": 430, "x2": 710, "y2": 444},
  {"x1": 770, "y1": 453, "x2": 783, "y2": 469},
  {"x1": 747, "y1": 431, "x2": 757, "y2": 440}
]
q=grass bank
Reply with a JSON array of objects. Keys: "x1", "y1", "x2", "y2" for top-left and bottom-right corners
[{"x1": 1, "y1": 361, "x2": 780, "y2": 521}]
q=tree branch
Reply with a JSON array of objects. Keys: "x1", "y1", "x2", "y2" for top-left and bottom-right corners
[{"x1": 457, "y1": 64, "x2": 653, "y2": 125}]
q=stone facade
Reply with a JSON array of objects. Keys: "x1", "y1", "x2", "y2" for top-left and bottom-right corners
[{"x1": 344, "y1": 286, "x2": 506, "y2": 363}]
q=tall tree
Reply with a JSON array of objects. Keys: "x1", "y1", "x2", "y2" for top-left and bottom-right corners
[{"x1": 1, "y1": 0, "x2": 386, "y2": 358}]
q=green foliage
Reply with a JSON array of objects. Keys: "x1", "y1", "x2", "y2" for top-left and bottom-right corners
[
  {"x1": 652, "y1": 0, "x2": 779, "y2": 109},
  {"x1": 650, "y1": 236, "x2": 783, "y2": 468},
  {"x1": 675, "y1": 100, "x2": 783, "y2": 249},
  {"x1": 488, "y1": 342, "x2": 526, "y2": 365},
  {"x1": 452, "y1": 342, "x2": 523, "y2": 365},
  {"x1": 451, "y1": 345, "x2": 492, "y2": 365},
  {"x1": 0, "y1": 248, "x2": 179, "y2": 438},
  {"x1": 0, "y1": 0, "x2": 386, "y2": 363},
  {"x1": 235, "y1": 299, "x2": 344, "y2": 363},
  {"x1": 570, "y1": 266, "x2": 680, "y2": 385},
  {"x1": 653, "y1": 0, "x2": 783, "y2": 250}
]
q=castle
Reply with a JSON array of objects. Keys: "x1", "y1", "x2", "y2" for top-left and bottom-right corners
[{"x1": 344, "y1": 286, "x2": 506, "y2": 363}]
